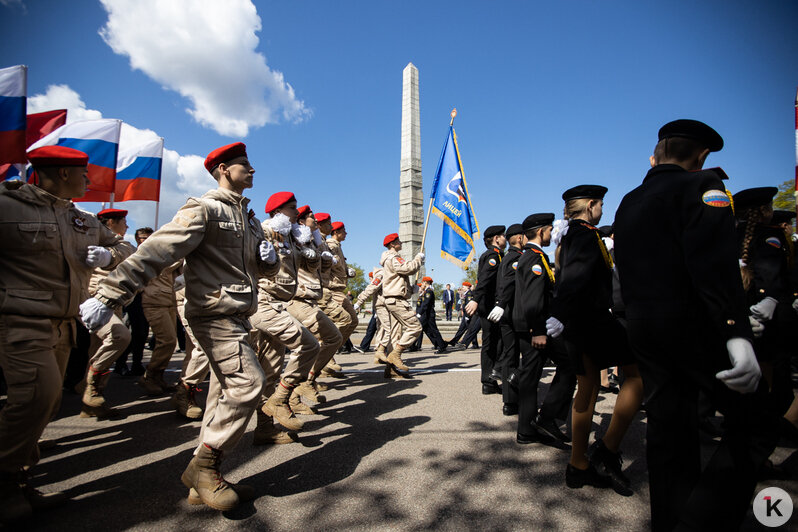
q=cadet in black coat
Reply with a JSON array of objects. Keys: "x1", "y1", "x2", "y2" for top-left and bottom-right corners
[
  {"x1": 448, "y1": 282, "x2": 479, "y2": 348},
  {"x1": 512, "y1": 213, "x2": 575, "y2": 445},
  {"x1": 547, "y1": 184, "x2": 643, "y2": 497},
  {"x1": 614, "y1": 120, "x2": 777, "y2": 531},
  {"x1": 465, "y1": 225, "x2": 506, "y2": 394},
  {"x1": 487, "y1": 223, "x2": 524, "y2": 413},
  {"x1": 416, "y1": 276, "x2": 447, "y2": 353}
]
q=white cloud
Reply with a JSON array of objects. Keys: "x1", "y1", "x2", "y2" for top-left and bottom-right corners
[
  {"x1": 98, "y1": 0, "x2": 310, "y2": 137},
  {"x1": 28, "y1": 84, "x2": 215, "y2": 233}
]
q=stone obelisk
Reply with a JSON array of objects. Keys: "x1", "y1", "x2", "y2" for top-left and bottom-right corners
[{"x1": 399, "y1": 62, "x2": 424, "y2": 275}]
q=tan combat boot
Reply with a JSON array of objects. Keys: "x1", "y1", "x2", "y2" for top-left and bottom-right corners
[
  {"x1": 326, "y1": 357, "x2": 343, "y2": 372},
  {"x1": 296, "y1": 373, "x2": 326, "y2": 404},
  {"x1": 288, "y1": 389, "x2": 316, "y2": 415},
  {"x1": 261, "y1": 382, "x2": 304, "y2": 431},
  {"x1": 138, "y1": 369, "x2": 165, "y2": 396},
  {"x1": 373, "y1": 345, "x2": 389, "y2": 364},
  {"x1": 384, "y1": 365, "x2": 411, "y2": 379},
  {"x1": 252, "y1": 411, "x2": 297, "y2": 446},
  {"x1": 386, "y1": 345, "x2": 409, "y2": 371},
  {"x1": 80, "y1": 368, "x2": 118, "y2": 419},
  {"x1": 154, "y1": 370, "x2": 177, "y2": 393},
  {"x1": 180, "y1": 444, "x2": 241, "y2": 511},
  {"x1": 173, "y1": 382, "x2": 203, "y2": 420}
]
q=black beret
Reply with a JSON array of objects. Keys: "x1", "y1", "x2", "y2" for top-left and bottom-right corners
[
  {"x1": 522, "y1": 213, "x2": 554, "y2": 231},
  {"x1": 598, "y1": 225, "x2": 614, "y2": 237},
  {"x1": 484, "y1": 225, "x2": 506, "y2": 239},
  {"x1": 732, "y1": 187, "x2": 777, "y2": 212},
  {"x1": 506, "y1": 223, "x2": 523, "y2": 238},
  {"x1": 658, "y1": 119, "x2": 723, "y2": 152},
  {"x1": 772, "y1": 210, "x2": 796, "y2": 226},
  {"x1": 562, "y1": 185, "x2": 608, "y2": 201}
]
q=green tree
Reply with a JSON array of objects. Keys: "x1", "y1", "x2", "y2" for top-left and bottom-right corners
[
  {"x1": 463, "y1": 261, "x2": 478, "y2": 285},
  {"x1": 432, "y1": 282, "x2": 443, "y2": 299},
  {"x1": 346, "y1": 262, "x2": 367, "y2": 297},
  {"x1": 774, "y1": 180, "x2": 796, "y2": 211}
]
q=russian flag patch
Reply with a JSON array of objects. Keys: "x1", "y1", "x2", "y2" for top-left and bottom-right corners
[{"x1": 702, "y1": 190, "x2": 730, "y2": 208}]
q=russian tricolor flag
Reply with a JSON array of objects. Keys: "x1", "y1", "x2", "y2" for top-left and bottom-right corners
[
  {"x1": 0, "y1": 65, "x2": 27, "y2": 176},
  {"x1": 115, "y1": 137, "x2": 163, "y2": 202},
  {"x1": 28, "y1": 118, "x2": 122, "y2": 202}
]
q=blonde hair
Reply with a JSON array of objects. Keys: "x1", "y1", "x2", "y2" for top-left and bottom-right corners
[{"x1": 563, "y1": 198, "x2": 593, "y2": 220}]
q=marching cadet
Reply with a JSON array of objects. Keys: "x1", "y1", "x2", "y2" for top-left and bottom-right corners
[
  {"x1": 512, "y1": 213, "x2": 575, "y2": 445},
  {"x1": 488, "y1": 223, "x2": 524, "y2": 414},
  {"x1": 354, "y1": 271, "x2": 379, "y2": 352},
  {"x1": 319, "y1": 217, "x2": 359, "y2": 375},
  {"x1": 448, "y1": 281, "x2": 479, "y2": 349},
  {"x1": 251, "y1": 192, "x2": 320, "y2": 441},
  {"x1": 416, "y1": 276, "x2": 448, "y2": 353},
  {"x1": 614, "y1": 120, "x2": 778, "y2": 530},
  {"x1": 81, "y1": 208, "x2": 136, "y2": 418},
  {"x1": 137, "y1": 259, "x2": 182, "y2": 396},
  {"x1": 379, "y1": 233, "x2": 425, "y2": 371},
  {"x1": 172, "y1": 280, "x2": 208, "y2": 420},
  {"x1": 464, "y1": 225, "x2": 506, "y2": 394},
  {"x1": 0, "y1": 146, "x2": 129, "y2": 522},
  {"x1": 81, "y1": 142, "x2": 277, "y2": 511},
  {"x1": 114, "y1": 227, "x2": 153, "y2": 377},
  {"x1": 547, "y1": 184, "x2": 642, "y2": 497}
]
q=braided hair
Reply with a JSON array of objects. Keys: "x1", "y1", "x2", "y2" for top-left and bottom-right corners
[{"x1": 738, "y1": 204, "x2": 770, "y2": 291}]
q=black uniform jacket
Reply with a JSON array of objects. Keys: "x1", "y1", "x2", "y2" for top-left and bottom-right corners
[
  {"x1": 472, "y1": 246, "x2": 504, "y2": 317},
  {"x1": 550, "y1": 218, "x2": 612, "y2": 326},
  {"x1": 512, "y1": 243, "x2": 555, "y2": 334},
  {"x1": 614, "y1": 164, "x2": 752, "y2": 341},
  {"x1": 495, "y1": 245, "x2": 524, "y2": 313},
  {"x1": 418, "y1": 287, "x2": 436, "y2": 320},
  {"x1": 739, "y1": 224, "x2": 793, "y2": 305}
]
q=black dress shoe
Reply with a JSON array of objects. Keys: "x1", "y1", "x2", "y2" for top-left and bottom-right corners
[
  {"x1": 565, "y1": 463, "x2": 610, "y2": 489},
  {"x1": 588, "y1": 439, "x2": 633, "y2": 496},
  {"x1": 516, "y1": 432, "x2": 539, "y2": 445},
  {"x1": 536, "y1": 415, "x2": 571, "y2": 442},
  {"x1": 489, "y1": 370, "x2": 502, "y2": 382},
  {"x1": 449, "y1": 343, "x2": 467, "y2": 352},
  {"x1": 482, "y1": 381, "x2": 501, "y2": 395},
  {"x1": 113, "y1": 365, "x2": 131, "y2": 377},
  {"x1": 434, "y1": 346, "x2": 449, "y2": 354},
  {"x1": 503, "y1": 403, "x2": 518, "y2": 416},
  {"x1": 599, "y1": 384, "x2": 619, "y2": 394},
  {"x1": 130, "y1": 364, "x2": 146, "y2": 376},
  {"x1": 506, "y1": 372, "x2": 518, "y2": 388}
]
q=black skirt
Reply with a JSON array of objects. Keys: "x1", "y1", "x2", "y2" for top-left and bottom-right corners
[{"x1": 564, "y1": 311, "x2": 635, "y2": 375}]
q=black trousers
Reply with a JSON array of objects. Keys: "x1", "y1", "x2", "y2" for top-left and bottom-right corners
[
  {"x1": 499, "y1": 317, "x2": 520, "y2": 404},
  {"x1": 459, "y1": 314, "x2": 482, "y2": 348},
  {"x1": 63, "y1": 320, "x2": 91, "y2": 390},
  {"x1": 421, "y1": 314, "x2": 446, "y2": 351},
  {"x1": 628, "y1": 318, "x2": 779, "y2": 532},
  {"x1": 516, "y1": 333, "x2": 575, "y2": 434},
  {"x1": 118, "y1": 293, "x2": 148, "y2": 368},
  {"x1": 445, "y1": 302, "x2": 453, "y2": 321},
  {"x1": 359, "y1": 314, "x2": 378, "y2": 350},
  {"x1": 479, "y1": 315, "x2": 502, "y2": 383}
]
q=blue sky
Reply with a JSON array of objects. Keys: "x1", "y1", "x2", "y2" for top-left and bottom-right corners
[{"x1": 2, "y1": 0, "x2": 797, "y2": 285}]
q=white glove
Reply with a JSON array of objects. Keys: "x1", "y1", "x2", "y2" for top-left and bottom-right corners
[
  {"x1": 80, "y1": 297, "x2": 114, "y2": 332},
  {"x1": 259, "y1": 240, "x2": 276, "y2": 264},
  {"x1": 748, "y1": 316, "x2": 765, "y2": 338},
  {"x1": 320, "y1": 251, "x2": 333, "y2": 262},
  {"x1": 332, "y1": 256, "x2": 339, "y2": 265},
  {"x1": 86, "y1": 246, "x2": 112, "y2": 268},
  {"x1": 487, "y1": 305, "x2": 504, "y2": 323},
  {"x1": 354, "y1": 303, "x2": 361, "y2": 313},
  {"x1": 793, "y1": 298, "x2": 798, "y2": 314},
  {"x1": 715, "y1": 338, "x2": 761, "y2": 393},
  {"x1": 750, "y1": 296, "x2": 778, "y2": 322},
  {"x1": 173, "y1": 274, "x2": 186, "y2": 291},
  {"x1": 546, "y1": 316, "x2": 564, "y2": 338},
  {"x1": 312, "y1": 228, "x2": 323, "y2": 246},
  {"x1": 347, "y1": 267, "x2": 356, "y2": 278},
  {"x1": 291, "y1": 223, "x2": 312, "y2": 244},
  {"x1": 416, "y1": 314, "x2": 421, "y2": 319},
  {"x1": 415, "y1": 252, "x2": 425, "y2": 263},
  {"x1": 300, "y1": 247, "x2": 317, "y2": 260}
]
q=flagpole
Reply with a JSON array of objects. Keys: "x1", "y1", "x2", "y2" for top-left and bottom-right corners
[
  {"x1": 420, "y1": 109, "x2": 458, "y2": 253},
  {"x1": 109, "y1": 192, "x2": 115, "y2": 209},
  {"x1": 794, "y1": 87, "x2": 797, "y2": 229},
  {"x1": 154, "y1": 200, "x2": 160, "y2": 228}
]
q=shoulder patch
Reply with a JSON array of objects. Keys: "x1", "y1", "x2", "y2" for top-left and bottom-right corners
[
  {"x1": 511, "y1": 262, "x2": 518, "y2": 270},
  {"x1": 531, "y1": 264, "x2": 543, "y2": 276},
  {"x1": 396, "y1": 257, "x2": 405, "y2": 264},
  {"x1": 371, "y1": 278, "x2": 381, "y2": 286},
  {"x1": 488, "y1": 258, "x2": 497, "y2": 267},
  {"x1": 702, "y1": 190, "x2": 731, "y2": 208},
  {"x1": 765, "y1": 237, "x2": 781, "y2": 249}
]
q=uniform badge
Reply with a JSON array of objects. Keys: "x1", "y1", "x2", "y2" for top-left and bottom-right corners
[
  {"x1": 531, "y1": 264, "x2": 543, "y2": 276},
  {"x1": 397, "y1": 257, "x2": 406, "y2": 265},
  {"x1": 72, "y1": 215, "x2": 88, "y2": 233},
  {"x1": 512, "y1": 262, "x2": 518, "y2": 270},
  {"x1": 766, "y1": 237, "x2": 781, "y2": 249},
  {"x1": 488, "y1": 258, "x2": 497, "y2": 267},
  {"x1": 702, "y1": 190, "x2": 731, "y2": 208},
  {"x1": 371, "y1": 278, "x2": 381, "y2": 286}
]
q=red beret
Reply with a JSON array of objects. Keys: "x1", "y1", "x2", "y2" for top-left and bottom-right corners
[
  {"x1": 368, "y1": 271, "x2": 374, "y2": 278},
  {"x1": 297, "y1": 205, "x2": 312, "y2": 219},
  {"x1": 28, "y1": 145, "x2": 88, "y2": 167},
  {"x1": 97, "y1": 208, "x2": 128, "y2": 219},
  {"x1": 314, "y1": 212, "x2": 331, "y2": 223},
  {"x1": 331, "y1": 221, "x2": 345, "y2": 232},
  {"x1": 265, "y1": 191, "x2": 296, "y2": 214},
  {"x1": 204, "y1": 142, "x2": 247, "y2": 173},
  {"x1": 422, "y1": 276, "x2": 432, "y2": 283},
  {"x1": 383, "y1": 233, "x2": 399, "y2": 247},
  {"x1": 462, "y1": 281, "x2": 472, "y2": 287}
]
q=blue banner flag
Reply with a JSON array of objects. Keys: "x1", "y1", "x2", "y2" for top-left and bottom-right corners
[{"x1": 429, "y1": 126, "x2": 479, "y2": 268}]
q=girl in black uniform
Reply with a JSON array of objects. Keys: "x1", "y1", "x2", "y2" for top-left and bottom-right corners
[{"x1": 547, "y1": 185, "x2": 643, "y2": 495}]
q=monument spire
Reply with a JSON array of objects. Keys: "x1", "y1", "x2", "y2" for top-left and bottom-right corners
[{"x1": 399, "y1": 62, "x2": 424, "y2": 274}]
